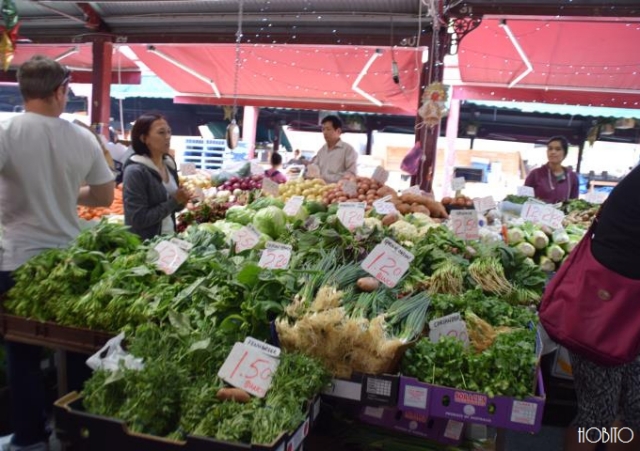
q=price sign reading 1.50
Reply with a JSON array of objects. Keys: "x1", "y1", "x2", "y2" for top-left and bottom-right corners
[
  {"x1": 361, "y1": 238, "x2": 414, "y2": 288},
  {"x1": 449, "y1": 210, "x2": 479, "y2": 241},
  {"x1": 218, "y1": 342, "x2": 280, "y2": 398},
  {"x1": 337, "y1": 202, "x2": 366, "y2": 231}
]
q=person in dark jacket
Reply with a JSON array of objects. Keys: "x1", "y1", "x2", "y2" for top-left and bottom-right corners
[{"x1": 123, "y1": 113, "x2": 190, "y2": 240}]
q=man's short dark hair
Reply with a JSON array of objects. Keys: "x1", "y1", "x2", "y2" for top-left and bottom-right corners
[
  {"x1": 321, "y1": 115, "x2": 343, "y2": 131},
  {"x1": 17, "y1": 55, "x2": 70, "y2": 101}
]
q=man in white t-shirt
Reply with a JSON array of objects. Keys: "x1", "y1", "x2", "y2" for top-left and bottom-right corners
[{"x1": 0, "y1": 56, "x2": 114, "y2": 451}]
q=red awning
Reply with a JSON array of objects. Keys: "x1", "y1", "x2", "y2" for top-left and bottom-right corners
[
  {"x1": 455, "y1": 18, "x2": 640, "y2": 108},
  {"x1": 129, "y1": 44, "x2": 422, "y2": 115},
  {"x1": 6, "y1": 44, "x2": 141, "y2": 84}
]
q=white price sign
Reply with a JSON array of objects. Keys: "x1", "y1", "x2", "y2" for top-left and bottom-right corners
[
  {"x1": 584, "y1": 191, "x2": 607, "y2": 204},
  {"x1": 218, "y1": 342, "x2": 279, "y2": 398},
  {"x1": 180, "y1": 163, "x2": 197, "y2": 176},
  {"x1": 337, "y1": 202, "x2": 366, "y2": 231},
  {"x1": 402, "y1": 185, "x2": 422, "y2": 196},
  {"x1": 451, "y1": 177, "x2": 466, "y2": 191},
  {"x1": 152, "y1": 240, "x2": 190, "y2": 275},
  {"x1": 473, "y1": 196, "x2": 496, "y2": 212},
  {"x1": 342, "y1": 180, "x2": 358, "y2": 197},
  {"x1": 372, "y1": 166, "x2": 389, "y2": 184},
  {"x1": 233, "y1": 225, "x2": 261, "y2": 253},
  {"x1": 428, "y1": 313, "x2": 469, "y2": 347},
  {"x1": 521, "y1": 201, "x2": 565, "y2": 229},
  {"x1": 373, "y1": 195, "x2": 397, "y2": 215},
  {"x1": 517, "y1": 186, "x2": 535, "y2": 197},
  {"x1": 306, "y1": 164, "x2": 321, "y2": 179},
  {"x1": 449, "y1": 210, "x2": 479, "y2": 240},
  {"x1": 283, "y1": 195, "x2": 304, "y2": 217},
  {"x1": 262, "y1": 178, "x2": 280, "y2": 196},
  {"x1": 258, "y1": 242, "x2": 292, "y2": 270},
  {"x1": 361, "y1": 238, "x2": 414, "y2": 288}
]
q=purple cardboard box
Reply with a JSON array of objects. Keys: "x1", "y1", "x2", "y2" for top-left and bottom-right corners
[
  {"x1": 398, "y1": 369, "x2": 545, "y2": 433},
  {"x1": 359, "y1": 405, "x2": 464, "y2": 446}
]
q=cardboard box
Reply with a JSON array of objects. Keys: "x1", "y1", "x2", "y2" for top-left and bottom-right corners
[
  {"x1": 398, "y1": 369, "x2": 546, "y2": 433},
  {"x1": 359, "y1": 405, "x2": 464, "y2": 446},
  {"x1": 54, "y1": 392, "x2": 318, "y2": 451},
  {"x1": 322, "y1": 374, "x2": 399, "y2": 407}
]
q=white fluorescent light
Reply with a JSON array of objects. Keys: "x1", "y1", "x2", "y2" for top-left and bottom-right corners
[
  {"x1": 499, "y1": 20, "x2": 533, "y2": 88},
  {"x1": 352, "y1": 50, "x2": 383, "y2": 107},
  {"x1": 147, "y1": 45, "x2": 221, "y2": 98}
]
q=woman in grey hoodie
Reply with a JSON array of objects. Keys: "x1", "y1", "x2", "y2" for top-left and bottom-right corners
[{"x1": 123, "y1": 113, "x2": 191, "y2": 240}]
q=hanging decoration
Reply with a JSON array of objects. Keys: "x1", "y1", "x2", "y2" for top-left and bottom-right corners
[
  {"x1": 225, "y1": 0, "x2": 243, "y2": 150},
  {"x1": 418, "y1": 82, "x2": 449, "y2": 128},
  {"x1": 0, "y1": 0, "x2": 19, "y2": 72}
]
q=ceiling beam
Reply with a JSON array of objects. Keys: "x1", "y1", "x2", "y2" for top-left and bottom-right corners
[
  {"x1": 20, "y1": 30, "x2": 430, "y2": 47},
  {"x1": 449, "y1": 1, "x2": 640, "y2": 18},
  {"x1": 76, "y1": 2, "x2": 111, "y2": 32},
  {"x1": 0, "y1": 69, "x2": 140, "y2": 84}
]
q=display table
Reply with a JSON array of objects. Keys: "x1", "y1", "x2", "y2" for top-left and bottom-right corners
[{"x1": 588, "y1": 180, "x2": 618, "y2": 193}]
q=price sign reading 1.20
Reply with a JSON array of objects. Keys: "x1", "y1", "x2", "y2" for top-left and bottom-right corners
[
  {"x1": 361, "y1": 238, "x2": 414, "y2": 288},
  {"x1": 337, "y1": 202, "x2": 366, "y2": 231},
  {"x1": 233, "y1": 225, "x2": 261, "y2": 253},
  {"x1": 218, "y1": 342, "x2": 280, "y2": 398},
  {"x1": 521, "y1": 201, "x2": 565, "y2": 229},
  {"x1": 258, "y1": 242, "x2": 292, "y2": 270},
  {"x1": 449, "y1": 210, "x2": 479, "y2": 241}
]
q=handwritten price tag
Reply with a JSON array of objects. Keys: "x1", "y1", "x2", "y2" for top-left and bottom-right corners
[
  {"x1": 372, "y1": 166, "x2": 389, "y2": 184},
  {"x1": 361, "y1": 238, "x2": 414, "y2": 288},
  {"x1": 451, "y1": 177, "x2": 466, "y2": 191},
  {"x1": 152, "y1": 240, "x2": 189, "y2": 275},
  {"x1": 402, "y1": 185, "x2": 422, "y2": 196},
  {"x1": 373, "y1": 195, "x2": 397, "y2": 215},
  {"x1": 218, "y1": 342, "x2": 280, "y2": 398},
  {"x1": 337, "y1": 202, "x2": 366, "y2": 231},
  {"x1": 473, "y1": 196, "x2": 497, "y2": 212},
  {"x1": 342, "y1": 180, "x2": 358, "y2": 197},
  {"x1": 233, "y1": 225, "x2": 261, "y2": 253},
  {"x1": 521, "y1": 201, "x2": 565, "y2": 229},
  {"x1": 258, "y1": 242, "x2": 292, "y2": 269},
  {"x1": 262, "y1": 178, "x2": 280, "y2": 196},
  {"x1": 584, "y1": 191, "x2": 608, "y2": 204},
  {"x1": 517, "y1": 186, "x2": 535, "y2": 197},
  {"x1": 244, "y1": 336, "x2": 281, "y2": 358},
  {"x1": 180, "y1": 163, "x2": 197, "y2": 176},
  {"x1": 449, "y1": 210, "x2": 479, "y2": 240},
  {"x1": 428, "y1": 313, "x2": 469, "y2": 347},
  {"x1": 284, "y1": 195, "x2": 305, "y2": 217}
]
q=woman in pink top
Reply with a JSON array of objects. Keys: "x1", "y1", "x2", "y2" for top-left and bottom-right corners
[{"x1": 265, "y1": 152, "x2": 287, "y2": 184}]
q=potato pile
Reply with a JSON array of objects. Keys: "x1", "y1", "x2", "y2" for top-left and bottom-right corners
[
  {"x1": 320, "y1": 176, "x2": 447, "y2": 218},
  {"x1": 322, "y1": 177, "x2": 392, "y2": 206},
  {"x1": 441, "y1": 195, "x2": 474, "y2": 209}
]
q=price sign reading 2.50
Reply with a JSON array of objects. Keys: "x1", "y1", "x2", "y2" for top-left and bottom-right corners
[
  {"x1": 361, "y1": 238, "x2": 414, "y2": 288},
  {"x1": 449, "y1": 210, "x2": 479, "y2": 241}
]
